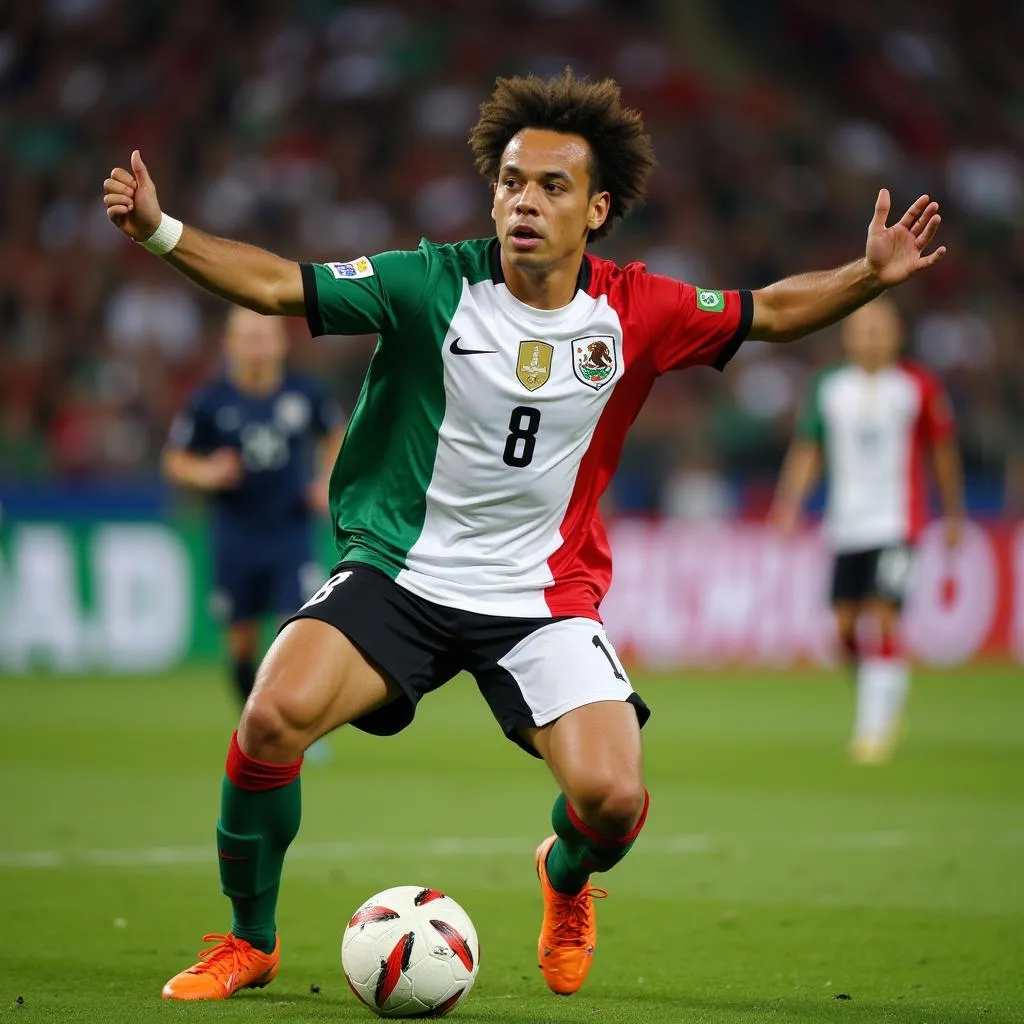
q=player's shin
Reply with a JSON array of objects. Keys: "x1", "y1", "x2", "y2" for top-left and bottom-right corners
[
  {"x1": 217, "y1": 731, "x2": 302, "y2": 952},
  {"x1": 544, "y1": 791, "x2": 650, "y2": 895}
]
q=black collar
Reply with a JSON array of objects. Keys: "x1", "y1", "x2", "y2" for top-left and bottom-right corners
[{"x1": 488, "y1": 239, "x2": 591, "y2": 295}]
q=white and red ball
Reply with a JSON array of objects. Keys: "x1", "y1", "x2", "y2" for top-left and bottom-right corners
[{"x1": 342, "y1": 885, "x2": 479, "y2": 1017}]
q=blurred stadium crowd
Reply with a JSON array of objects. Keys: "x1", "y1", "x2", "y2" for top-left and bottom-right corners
[{"x1": 2, "y1": 0, "x2": 1022, "y2": 514}]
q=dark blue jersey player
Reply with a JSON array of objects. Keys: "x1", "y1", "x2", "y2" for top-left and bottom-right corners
[{"x1": 163, "y1": 307, "x2": 345, "y2": 705}]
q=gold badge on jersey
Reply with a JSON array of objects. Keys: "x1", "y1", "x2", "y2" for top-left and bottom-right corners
[{"x1": 517, "y1": 340, "x2": 553, "y2": 391}]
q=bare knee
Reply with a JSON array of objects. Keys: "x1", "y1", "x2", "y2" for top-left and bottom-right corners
[
  {"x1": 239, "y1": 698, "x2": 298, "y2": 761},
  {"x1": 235, "y1": 619, "x2": 395, "y2": 762},
  {"x1": 836, "y1": 620, "x2": 857, "y2": 647},
  {"x1": 570, "y1": 777, "x2": 646, "y2": 838},
  {"x1": 833, "y1": 602, "x2": 861, "y2": 660},
  {"x1": 868, "y1": 600, "x2": 901, "y2": 641},
  {"x1": 239, "y1": 685, "x2": 316, "y2": 762}
]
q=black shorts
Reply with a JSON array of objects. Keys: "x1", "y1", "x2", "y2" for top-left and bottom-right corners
[
  {"x1": 281, "y1": 562, "x2": 650, "y2": 757},
  {"x1": 830, "y1": 544, "x2": 916, "y2": 607}
]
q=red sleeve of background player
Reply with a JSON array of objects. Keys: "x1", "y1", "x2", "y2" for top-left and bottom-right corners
[
  {"x1": 636, "y1": 270, "x2": 754, "y2": 374},
  {"x1": 907, "y1": 363, "x2": 955, "y2": 444}
]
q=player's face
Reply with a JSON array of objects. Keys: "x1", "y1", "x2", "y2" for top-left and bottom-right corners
[
  {"x1": 491, "y1": 129, "x2": 610, "y2": 271},
  {"x1": 224, "y1": 309, "x2": 287, "y2": 375},
  {"x1": 842, "y1": 300, "x2": 902, "y2": 371}
]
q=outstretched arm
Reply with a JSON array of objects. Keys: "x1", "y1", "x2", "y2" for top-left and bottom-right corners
[
  {"x1": 931, "y1": 437, "x2": 966, "y2": 548},
  {"x1": 162, "y1": 447, "x2": 243, "y2": 492},
  {"x1": 769, "y1": 439, "x2": 823, "y2": 535},
  {"x1": 104, "y1": 150, "x2": 303, "y2": 316},
  {"x1": 750, "y1": 190, "x2": 946, "y2": 343},
  {"x1": 307, "y1": 425, "x2": 346, "y2": 516}
]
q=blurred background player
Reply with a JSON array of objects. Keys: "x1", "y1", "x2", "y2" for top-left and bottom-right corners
[
  {"x1": 771, "y1": 297, "x2": 964, "y2": 763},
  {"x1": 163, "y1": 307, "x2": 345, "y2": 711}
]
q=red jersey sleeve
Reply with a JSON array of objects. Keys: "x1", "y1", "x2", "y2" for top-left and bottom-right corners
[
  {"x1": 638, "y1": 271, "x2": 753, "y2": 374},
  {"x1": 907, "y1": 363, "x2": 955, "y2": 443}
]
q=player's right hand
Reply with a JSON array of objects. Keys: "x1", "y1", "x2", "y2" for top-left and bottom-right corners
[
  {"x1": 768, "y1": 500, "x2": 800, "y2": 536},
  {"x1": 943, "y1": 517, "x2": 964, "y2": 550},
  {"x1": 204, "y1": 448, "x2": 244, "y2": 490},
  {"x1": 103, "y1": 150, "x2": 162, "y2": 242}
]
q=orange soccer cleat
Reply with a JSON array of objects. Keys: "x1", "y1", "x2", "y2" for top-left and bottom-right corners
[
  {"x1": 535, "y1": 835, "x2": 607, "y2": 995},
  {"x1": 161, "y1": 932, "x2": 279, "y2": 1000}
]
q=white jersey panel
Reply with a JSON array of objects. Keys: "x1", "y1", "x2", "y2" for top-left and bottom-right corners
[
  {"x1": 396, "y1": 279, "x2": 625, "y2": 615},
  {"x1": 822, "y1": 365, "x2": 922, "y2": 552}
]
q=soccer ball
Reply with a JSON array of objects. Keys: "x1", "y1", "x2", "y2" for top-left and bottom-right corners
[{"x1": 342, "y1": 885, "x2": 480, "y2": 1017}]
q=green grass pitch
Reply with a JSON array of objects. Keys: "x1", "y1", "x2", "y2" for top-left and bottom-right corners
[{"x1": 1, "y1": 665, "x2": 1022, "y2": 1023}]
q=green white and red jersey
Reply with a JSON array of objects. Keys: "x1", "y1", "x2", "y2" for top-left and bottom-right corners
[
  {"x1": 798, "y1": 360, "x2": 954, "y2": 552},
  {"x1": 301, "y1": 237, "x2": 751, "y2": 619}
]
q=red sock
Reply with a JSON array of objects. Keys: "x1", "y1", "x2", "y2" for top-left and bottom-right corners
[
  {"x1": 226, "y1": 731, "x2": 302, "y2": 791},
  {"x1": 877, "y1": 632, "x2": 904, "y2": 661}
]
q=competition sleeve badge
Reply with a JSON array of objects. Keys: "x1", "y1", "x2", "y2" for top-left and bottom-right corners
[
  {"x1": 572, "y1": 336, "x2": 617, "y2": 390},
  {"x1": 695, "y1": 288, "x2": 725, "y2": 312},
  {"x1": 516, "y1": 341, "x2": 553, "y2": 392},
  {"x1": 327, "y1": 257, "x2": 374, "y2": 280}
]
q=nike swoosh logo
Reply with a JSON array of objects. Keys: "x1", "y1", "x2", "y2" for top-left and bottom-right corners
[{"x1": 449, "y1": 337, "x2": 497, "y2": 355}]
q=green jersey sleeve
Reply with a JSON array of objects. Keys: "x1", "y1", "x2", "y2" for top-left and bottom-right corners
[
  {"x1": 796, "y1": 372, "x2": 825, "y2": 443},
  {"x1": 300, "y1": 247, "x2": 432, "y2": 338}
]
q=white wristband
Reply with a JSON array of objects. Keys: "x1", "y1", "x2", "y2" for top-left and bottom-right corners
[{"x1": 140, "y1": 213, "x2": 184, "y2": 255}]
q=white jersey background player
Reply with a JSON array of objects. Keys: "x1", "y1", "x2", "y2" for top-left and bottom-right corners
[{"x1": 772, "y1": 298, "x2": 965, "y2": 763}]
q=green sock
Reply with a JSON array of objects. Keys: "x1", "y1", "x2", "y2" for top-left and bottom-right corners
[
  {"x1": 544, "y1": 791, "x2": 648, "y2": 895},
  {"x1": 216, "y1": 772, "x2": 301, "y2": 953}
]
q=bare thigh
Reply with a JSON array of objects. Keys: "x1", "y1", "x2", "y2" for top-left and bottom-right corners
[{"x1": 239, "y1": 618, "x2": 401, "y2": 762}]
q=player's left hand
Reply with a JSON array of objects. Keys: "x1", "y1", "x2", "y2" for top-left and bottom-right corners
[
  {"x1": 307, "y1": 479, "x2": 330, "y2": 516},
  {"x1": 865, "y1": 189, "x2": 946, "y2": 287}
]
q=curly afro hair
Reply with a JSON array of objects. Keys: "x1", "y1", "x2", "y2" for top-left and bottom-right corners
[{"x1": 469, "y1": 67, "x2": 656, "y2": 242}]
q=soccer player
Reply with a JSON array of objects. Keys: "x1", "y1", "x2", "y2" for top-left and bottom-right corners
[
  {"x1": 771, "y1": 298, "x2": 964, "y2": 763},
  {"x1": 103, "y1": 69, "x2": 947, "y2": 1000},
  {"x1": 163, "y1": 307, "x2": 344, "y2": 712}
]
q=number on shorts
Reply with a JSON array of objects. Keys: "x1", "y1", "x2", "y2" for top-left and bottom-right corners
[
  {"x1": 876, "y1": 546, "x2": 913, "y2": 599},
  {"x1": 302, "y1": 570, "x2": 353, "y2": 608},
  {"x1": 592, "y1": 634, "x2": 626, "y2": 681},
  {"x1": 503, "y1": 406, "x2": 541, "y2": 468}
]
